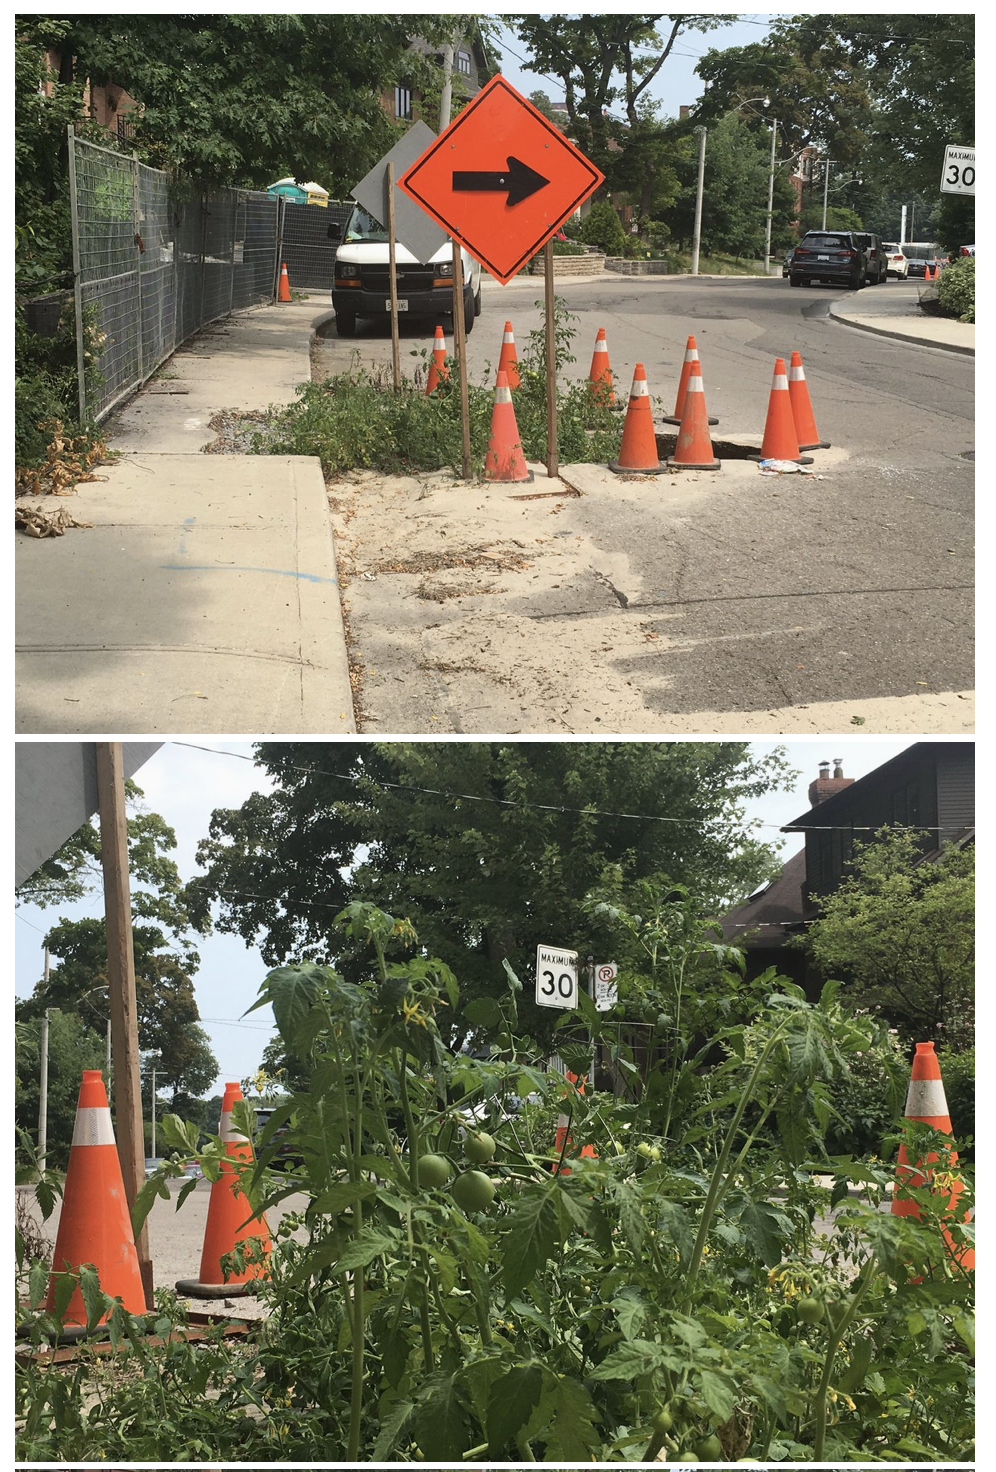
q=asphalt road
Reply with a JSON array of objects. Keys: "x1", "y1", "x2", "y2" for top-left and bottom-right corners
[{"x1": 315, "y1": 274, "x2": 974, "y2": 724}]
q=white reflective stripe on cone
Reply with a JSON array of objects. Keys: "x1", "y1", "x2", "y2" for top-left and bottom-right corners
[
  {"x1": 789, "y1": 365, "x2": 805, "y2": 380},
  {"x1": 71, "y1": 1107, "x2": 117, "y2": 1147},
  {"x1": 494, "y1": 384, "x2": 513, "y2": 403},
  {"x1": 630, "y1": 379, "x2": 649, "y2": 397},
  {"x1": 220, "y1": 1110, "x2": 249, "y2": 1144},
  {"x1": 686, "y1": 377, "x2": 704, "y2": 392},
  {"x1": 773, "y1": 374, "x2": 789, "y2": 390},
  {"x1": 905, "y1": 1079, "x2": 950, "y2": 1117},
  {"x1": 503, "y1": 331, "x2": 515, "y2": 343}
]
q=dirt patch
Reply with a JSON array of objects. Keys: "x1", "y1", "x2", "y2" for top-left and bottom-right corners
[{"x1": 202, "y1": 408, "x2": 285, "y2": 455}]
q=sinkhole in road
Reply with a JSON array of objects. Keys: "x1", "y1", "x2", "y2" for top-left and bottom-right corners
[{"x1": 653, "y1": 431, "x2": 759, "y2": 461}]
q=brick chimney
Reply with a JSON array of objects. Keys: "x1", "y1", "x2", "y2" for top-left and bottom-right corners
[{"x1": 808, "y1": 757, "x2": 855, "y2": 807}]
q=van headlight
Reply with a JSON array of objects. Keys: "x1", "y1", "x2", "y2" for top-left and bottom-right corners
[
  {"x1": 336, "y1": 261, "x2": 360, "y2": 280},
  {"x1": 436, "y1": 262, "x2": 453, "y2": 277}
]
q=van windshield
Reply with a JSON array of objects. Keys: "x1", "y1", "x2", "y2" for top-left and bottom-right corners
[{"x1": 344, "y1": 205, "x2": 389, "y2": 244}]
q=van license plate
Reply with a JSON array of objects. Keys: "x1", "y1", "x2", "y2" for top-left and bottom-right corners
[
  {"x1": 387, "y1": 298, "x2": 409, "y2": 311},
  {"x1": 818, "y1": 254, "x2": 829, "y2": 260}
]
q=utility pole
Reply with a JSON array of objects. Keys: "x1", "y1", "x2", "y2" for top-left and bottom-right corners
[
  {"x1": 38, "y1": 947, "x2": 50, "y2": 1174},
  {"x1": 439, "y1": 42, "x2": 454, "y2": 131},
  {"x1": 151, "y1": 1067, "x2": 157, "y2": 1160},
  {"x1": 96, "y1": 742, "x2": 153, "y2": 1307},
  {"x1": 820, "y1": 159, "x2": 837, "y2": 231},
  {"x1": 765, "y1": 119, "x2": 778, "y2": 275},
  {"x1": 691, "y1": 126, "x2": 707, "y2": 276}
]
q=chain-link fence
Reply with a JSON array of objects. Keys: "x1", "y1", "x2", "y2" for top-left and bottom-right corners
[
  {"x1": 69, "y1": 129, "x2": 282, "y2": 422},
  {"x1": 279, "y1": 199, "x2": 352, "y2": 292}
]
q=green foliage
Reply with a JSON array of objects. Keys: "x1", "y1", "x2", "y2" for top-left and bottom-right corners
[
  {"x1": 15, "y1": 1007, "x2": 108, "y2": 1171},
  {"x1": 254, "y1": 299, "x2": 619, "y2": 475},
  {"x1": 668, "y1": 114, "x2": 797, "y2": 256},
  {"x1": 802, "y1": 831, "x2": 974, "y2": 1050},
  {"x1": 184, "y1": 743, "x2": 792, "y2": 1045},
  {"x1": 822, "y1": 1024, "x2": 909, "y2": 1158},
  {"x1": 937, "y1": 1046, "x2": 974, "y2": 1158},
  {"x1": 580, "y1": 200, "x2": 629, "y2": 256},
  {"x1": 31, "y1": 15, "x2": 451, "y2": 190},
  {"x1": 936, "y1": 256, "x2": 975, "y2": 323},
  {"x1": 16, "y1": 905, "x2": 974, "y2": 1461}
]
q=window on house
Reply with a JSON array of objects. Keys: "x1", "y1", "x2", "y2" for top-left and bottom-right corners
[
  {"x1": 456, "y1": 49, "x2": 472, "y2": 75},
  {"x1": 117, "y1": 112, "x2": 127, "y2": 141},
  {"x1": 395, "y1": 85, "x2": 412, "y2": 120}
]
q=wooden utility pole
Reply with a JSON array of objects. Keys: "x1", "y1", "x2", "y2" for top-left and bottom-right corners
[
  {"x1": 544, "y1": 239, "x2": 558, "y2": 479},
  {"x1": 96, "y1": 742, "x2": 153, "y2": 1307},
  {"x1": 386, "y1": 163, "x2": 402, "y2": 392}
]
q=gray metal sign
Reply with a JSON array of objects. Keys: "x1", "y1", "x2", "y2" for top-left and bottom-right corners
[{"x1": 351, "y1": 121, "x2": 449, "y2": 263}]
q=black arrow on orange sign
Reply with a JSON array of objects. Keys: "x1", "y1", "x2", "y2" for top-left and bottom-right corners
[{"x1": 452, "y1": 155, "x2": 550, "y2": 206}]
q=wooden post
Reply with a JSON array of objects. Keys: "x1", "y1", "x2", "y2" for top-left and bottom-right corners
[
  {"x1": 544, "y1": 239, "x2": 558, "y2": 479},
  {"x1": 386, "y1": 163, "x2": 402, "y2": 392},
  {"x1": 452, "y1": 238, "x2": 472, "y2": 479},
  {"x1": 96, "y1": 742, "x2": 153, "y2": 1308}
]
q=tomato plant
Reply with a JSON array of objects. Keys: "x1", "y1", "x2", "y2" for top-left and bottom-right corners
[{"x1": 15, "y1": 901, "x2": 974, "y2": 1463}]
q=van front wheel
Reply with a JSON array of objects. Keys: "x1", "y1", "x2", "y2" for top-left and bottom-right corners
[
  {"x1": 462, "y1": 285, "x2": 476, "y2": 333},
  {"x1": 336, "y1": 311, "x2": 356, "y2": 337}
]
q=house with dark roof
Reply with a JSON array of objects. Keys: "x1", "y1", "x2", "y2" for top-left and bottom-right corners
[{"x1": 719, "y1": 743, "x2": 974, "y2": 993}]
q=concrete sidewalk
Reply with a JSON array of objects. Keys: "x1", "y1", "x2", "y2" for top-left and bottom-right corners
[
  {"x1": 16, "y1": 297, "x2": 356, "y2": 735},
  {"x1": 828, "y1": 284, "x2": 975, "y2": 355}
]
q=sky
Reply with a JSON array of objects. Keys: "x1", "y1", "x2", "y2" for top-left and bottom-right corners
[
  {"x1": 15, "y1": 736, "x2": 920, "y2": 1095},
  {"x1": 488, "y1": 14, "x2": 776, "y2": 118}
]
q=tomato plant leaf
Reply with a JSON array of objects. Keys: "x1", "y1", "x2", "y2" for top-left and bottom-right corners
[
  {"x1": 697, "y1": 1366, "x2": 737, "y2": 1423},
  {"x1": 589, "y1": 1337, "x2": 665, "y2": 1379},
  {"x1": 751, "y1": 1372, "x2": 790, "y2": 1425},
  {"x1": 261, "y1": 962, "x2": 326, "y2": 1048},
  {"x1": 656, "y1": 1197, "x2": 694, "y2": 1267},
  {"x1": 486, "y1": 1363, "x2": 543, "y2": 1454},
  {"x1": 312, "y1": 1180, "x2": 378, "y2": 1215},
  {"x1": 502, "y1": 1187, "x2": 559, "y2": 1297},
  {"x1": 609, "y1": 1178, "x2": 645, "y2": 1260},
  {"x1": 541, "y1": 1373, "x2": 602, "y2": 1460},
  {"x1": 335, "y1": 1226, "x2": 402, "y2": 1272},
  {"x1": 608, "y1": 1285, "x2": 647, "y2": 1340},
  {"x1": 412, "y1": 1370, "x2": 473, "y2": 1460},
  {"x1": 373, "y1": 1392, "x2": 417, "y2": 1459},
  {"x1": 738, "y1": 1198, "x2": 792, "y2": 1268}
]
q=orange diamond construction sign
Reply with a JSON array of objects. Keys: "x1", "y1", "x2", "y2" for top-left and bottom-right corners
[{"x1": 398, "y1": 75, "x2": 605, "y2": 285}]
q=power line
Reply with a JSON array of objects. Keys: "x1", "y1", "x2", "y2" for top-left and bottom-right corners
[{"x1": 170, "y1": 741, "x2": 962, "y2": 835}]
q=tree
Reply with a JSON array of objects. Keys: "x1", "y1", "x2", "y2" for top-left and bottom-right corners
[
  {"x1": 185, "y1": 743, "x2": 793, "y2": 1044},
  {"x1": 508, "y1": 14, "x2": 735, "y2": 213},
  {"x1": 140, "y1": 1023, "x2": 219, "y2": 1116},
  {"x1": 668, "y1": 113, "x2": 797, "y2": 256},
  {"x1": 27, "y1": 14, "x2": 452, "y2": 190},
  {"x1": 802, "y1": 831, "x2": 974, "y2": 1051},
  {"x1": 16, "y1": 782, "x2": 213, "y2": 1088},
  {"x1": 15, "y1": 1005, "x2": 108, "y2": 1170}
]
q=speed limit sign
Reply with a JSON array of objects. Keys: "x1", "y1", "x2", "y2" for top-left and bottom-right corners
[
  {"x1": 941, "y1": 144, "x2": 975, "y2": 195},
  {"x1": 535, "y1": 945, "x2": 578, "y2": 1009}
]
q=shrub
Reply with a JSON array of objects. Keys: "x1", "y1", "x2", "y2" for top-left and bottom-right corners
[
  {"x1": 579, "y1": 199, "x2": 628, "y2": 257},
  {"x1": 936, "y1": 255, "x2": 974, "y2": 322},
  {"x1": 938, "y1": 1045, "x2": 974, "y2": 1158}
]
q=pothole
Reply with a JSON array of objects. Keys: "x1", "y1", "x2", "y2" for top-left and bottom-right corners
[{"x1": 653, "y1": 432, "x2": 761, "y2": 461}]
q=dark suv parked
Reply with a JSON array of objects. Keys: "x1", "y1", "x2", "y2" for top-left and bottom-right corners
[
  {"x1": 850, "y1": 232, "x2": 887, "y2": 284},
  {"x1": 789, "y1": 231, "x2": 866, "y2": 289}
]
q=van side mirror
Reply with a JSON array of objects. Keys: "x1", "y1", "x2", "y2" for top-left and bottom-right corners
[{"x1": 327, "y1": 222, "x2": 342, "y2": 244}]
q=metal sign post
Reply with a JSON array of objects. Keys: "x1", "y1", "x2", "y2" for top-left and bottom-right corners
[
  {"x1": 386, "y1": 164, "x2": 401, "y2": 392},
  {"x1": 544, "y1": 239, "x2": 558, "y2": 479}
]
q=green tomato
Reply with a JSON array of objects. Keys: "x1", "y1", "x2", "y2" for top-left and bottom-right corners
[
  {"x1": 797, "y1": 1295, "x2": 826, "y2": 1325},
  {"x1": 464, "y1": 1130, "x2": 496, "y2": 1163},
  {"x1": 674, "y1": 1455, "x2": 699, "y2": 1463},
  {"x1": 417, "y1": 1152, "x2": 451, "y2": 1188},
  {"x1": 651, "y1": 1406, "x2": 673, "y2": 1433},
  {"x1": 637, "y1": 1141, "x2": 654, "y2": 1159},
  {"x1": 451, "y1": 1169, "x2": 496, "y2": 1213},
  {"x1": 697, "y1": 1434, "x2": 723, "y2": 1459},
  {"x1": 649, "y1": 1144, "x2": 662, "y2": 1162},
  {"x1": 612, "y1": 1140, "x2": 626, "y2": 1155}
]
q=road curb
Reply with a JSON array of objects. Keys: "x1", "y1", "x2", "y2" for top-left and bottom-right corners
[{"x1": 828, "y1": 305, "x2": 974, "y2": 356}]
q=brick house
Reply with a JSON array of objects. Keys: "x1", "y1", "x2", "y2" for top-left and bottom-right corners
[
  {"x1": 387, "y1": 31, "x2": 495, "y2": 125},
  {"x1": 718, "y1": 743, "x2": 975, "y2": 991}
]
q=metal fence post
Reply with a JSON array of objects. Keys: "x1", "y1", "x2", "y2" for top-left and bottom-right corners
[
  {"x1": 274, "y1": 195, "x2": 285, "y2": 302},
  {"x1": 131, "y1": 151, "x2": 144, "y2": 383},
  {"x1": 67, "y1": 125, "x2": 87, "y2": 421}
]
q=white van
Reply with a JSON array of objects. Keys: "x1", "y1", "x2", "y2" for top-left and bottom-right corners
[{"x1": 328, "y1": 204, "x2": 482, "y2": 337}]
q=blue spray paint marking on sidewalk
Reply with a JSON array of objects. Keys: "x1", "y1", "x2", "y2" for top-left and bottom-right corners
[
  {"x1": 175, "y1": 517, "x2": 196, "y2": 557},
  {"x1": 159, "y1": 563, "x2": 338, "y2": 586}
]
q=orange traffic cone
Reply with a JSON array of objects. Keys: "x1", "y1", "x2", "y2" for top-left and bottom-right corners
[
  {"x1": 277, "y1": 262, "x2": 291, "y2": 302},
  {"x1": 551, "y1": 1072, "x2": 598, "y2": 1176},
  {"x1": 45, "y1": 1071, "x2": 147, "y2": 1326},
  {"x1": 751, "y1": 357, "x2": 814, "y2": 464},
  {"x1": 176, "y1": 1083, "x2": 271, "y2": 1298},
  {"x1": 426, "y1": 325, "x2": 449, "y2": 394},
  {"x1": 788, "y1": 351, "x2": 829, "y2": 450},
  {"x1": 587, "y1": 327, "x2": 615, "y2": 406},
  {"x1": 892, "y1": 1042, "x2": 974, "y2": 1272},
  {"x1": 608, "y1": 364, "x2": 667, "y2": 474},
  {"x1": 497, "y1": 320, "x2": 521, "y2": 389},
  {"x1": 483, "y1": 370, "x2": 530, "y2": 483},
  {"x1": 662, "y1": 335, "x2": 718, "y2": 427},
  {"x1": 667, "y1": 359, "x2": 721, "y2": 471}
]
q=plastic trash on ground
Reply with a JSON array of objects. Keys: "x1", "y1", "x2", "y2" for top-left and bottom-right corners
[{"x1": 758, "y1": 458, "x2": 816, "y2": 474}]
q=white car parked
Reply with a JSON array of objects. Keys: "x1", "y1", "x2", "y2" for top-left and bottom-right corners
[{"x1": 880, "y1": 243, "x2": 909, "y2": 279}]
